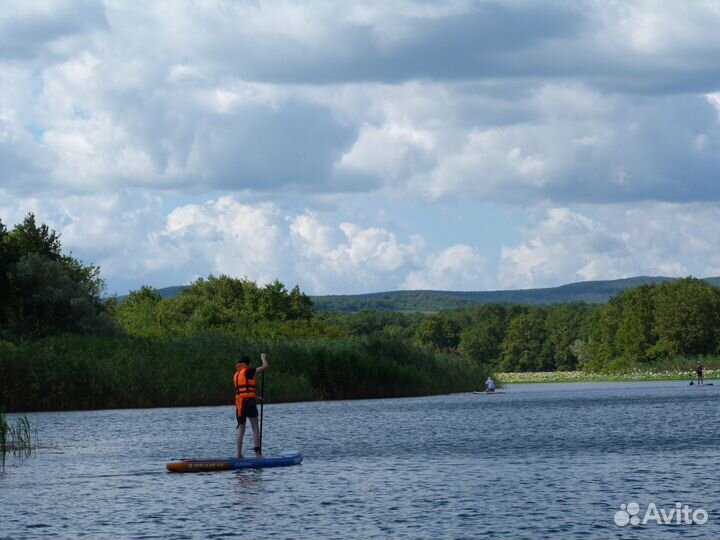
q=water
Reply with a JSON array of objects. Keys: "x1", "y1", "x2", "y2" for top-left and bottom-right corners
[{"x1": 1, "y1": 381, "x2": 718, "y2": 539}]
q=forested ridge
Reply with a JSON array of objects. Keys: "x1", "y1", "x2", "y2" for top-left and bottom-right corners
[
  {"x1": 123, "y1": 276, "x2": 720, "y2": 312},
  {"x1": 314, "y1": 276, "x2": 720, "y2": 311},
  {"x1": 308, "y1": 277, "x2": 720, "y2": 312},
  {"x1": 2, "y1": 214, "x2": 719, "y2": 412}
]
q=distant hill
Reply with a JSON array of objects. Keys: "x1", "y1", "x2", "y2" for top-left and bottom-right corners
[
  {"x1": 154, "y1": 286, "x2": 185, "y2": 299},
  {"x1": 310, "y1": 276, "x2": 720, "y2": 312},
  {"x1": 114, "y1": 286, "x2": 184, "y2": 302},
  {"x1": 115, "y1": 276, "x2": 720, "y2": 313}
]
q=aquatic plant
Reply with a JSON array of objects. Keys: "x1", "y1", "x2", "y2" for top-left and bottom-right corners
[
  {"x1": 0, "y1": 412, "x2": 36, "y2": 469},
  {"x1": 0, "y1": 412, "x2": 7, "y2": 469}
]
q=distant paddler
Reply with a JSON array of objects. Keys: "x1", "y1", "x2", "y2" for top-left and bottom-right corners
[
  {"x1": 234, "y1": 353, "x2": 269, "y2": 458},
  {"x1": 696, "y1": 362, "x2": 704, "y2": 386},
  {"x1": 485, "y1": 376, "x2": 497, "y2": 393}
]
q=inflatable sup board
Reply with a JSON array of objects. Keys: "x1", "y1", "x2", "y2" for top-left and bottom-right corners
[{"x1": 167, "y1": 450, "x2": 303, "y2": 473}]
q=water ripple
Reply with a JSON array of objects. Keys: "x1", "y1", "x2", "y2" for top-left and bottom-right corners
[{"x1": 1, "y1": 381, "x2": 719, "y2": 538}]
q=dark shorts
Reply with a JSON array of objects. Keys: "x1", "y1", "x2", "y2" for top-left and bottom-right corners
[{"x1": 236, "y1": 398, "x2": 259, "y2": 425}]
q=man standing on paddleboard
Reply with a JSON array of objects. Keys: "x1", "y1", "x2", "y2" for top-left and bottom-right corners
[
  {"x1": 235, "y1": 353, "x2": 269, "y2": 458},
  {"x1": 696, "y1": 361, "x2": 704, "y2": 385}
]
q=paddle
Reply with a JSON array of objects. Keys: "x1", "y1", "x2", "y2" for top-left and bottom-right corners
[{"x1": 259, "y1": 370, "x2": 265, "y2": 453}]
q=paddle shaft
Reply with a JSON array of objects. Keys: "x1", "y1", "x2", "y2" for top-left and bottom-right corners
[{"x1": 259, "y1": 370, "x2": 265, "y2": 451}]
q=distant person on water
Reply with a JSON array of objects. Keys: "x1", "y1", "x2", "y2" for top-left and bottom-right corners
[
  {"x1": 696, "y1": 362, "x2": 704, "y2": 385},
  {"x1": 486, "y1": 376, "x2": 496, "y2": 393},
  {"x1": 234, "y1": 353, "x2": 269, "y2": 458}
]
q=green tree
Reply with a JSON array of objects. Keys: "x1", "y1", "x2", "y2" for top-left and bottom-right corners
[
  {"x1": 650, "y1": 278, "x2": 720, "y2": 359},
  {"x1": 114, "y1": 286, "x2": 164, "y2": 336},
  {"x1": 586, "y1": 301, "x2": 621, "y2": 372},
  {"x1": 1, "y1": 214, "x2": 117, "y2": 339},
  {"x1": 156, "y1": 293, "x2": 199, "y2": 335},
  {"x1": 414, "y1": 314, "x2": 461, "y2": 351},
  {"x1": 117, "y1": 275, "x2": 317, "y2": 336},
  {"x1": 177, "y1": 275, "x2": 256, "y2": 329},
  {"x1": 4, "y1": 213, "x2": 62, "y2": 260},
  {"x1": 288, "y1": 285, "x2": 314, "y2": 320},
  {"x1": 544, "y1": 303, "x2": 589, "y2": 371},
  {"x1": 259, "y1": 280, "x2": 290, "y2": 320},
  {"x1": 459, "y1": 304, "x2": 508, "y2": 366},
  {"x1": 614, "y1": 285, "x2": 655, "y2": 364},
  {"x1": 8, "y1": 253, "x2": 119, "y2": 338},
  {"x1": 498, "y1": 310, "x2": 550, "y2": 372}
]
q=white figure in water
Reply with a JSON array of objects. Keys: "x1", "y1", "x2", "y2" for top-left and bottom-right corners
[{"x1": 486, "y1": 376, "x2": 496, "y2": 393}]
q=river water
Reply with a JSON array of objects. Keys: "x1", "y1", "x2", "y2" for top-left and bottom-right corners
[{"x1": 1, "y1": 381, "x2": 718, "y2": 539}]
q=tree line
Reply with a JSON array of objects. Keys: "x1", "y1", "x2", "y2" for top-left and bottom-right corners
[
  {"x1": 325, "y1": 278, "x2": 720, "y2": 373},
  {"x1": 108, "y1": 270, "x2": 720, "y2": 374},
  {"x1": 3, "y1": 213, "x2": 720, "y2": 373},
  {"x1": 112, "y1": 276, "x2": 315, "y2": 337},
  {"x1": 2, "y1": 214, "x2": 720, "y2": 413}
]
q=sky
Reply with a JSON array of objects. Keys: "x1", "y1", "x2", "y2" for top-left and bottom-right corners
[{"x1": 2, "y1": 0, "x2": 720, "y2": 297}]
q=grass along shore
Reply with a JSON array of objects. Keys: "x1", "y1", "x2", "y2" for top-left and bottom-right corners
[
  {"x1": 497, "y1": 370, "x2": 718, "y2": 384},
  {"x1": 0, "y1": 334, "x2": 489, "y2": 413}
]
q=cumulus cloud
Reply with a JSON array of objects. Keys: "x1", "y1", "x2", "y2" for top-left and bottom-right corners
[
  {"x1": 2, "y1": 1, "x2": 720, "y2": 203},
  {"x1": 0, "y1": 0, "x2": 107, "y2": 61},
  {"x1": 340, "y1": 82, "x2": 720, "y2": 204},
  {"x1": 3, "y1": 1, "x2": 720, "y2": 295},
  {"x1": 289, "y1": 211, "x2": 426, "y2": 294},
  {"x1": 0, "y1": 193, "x2": 485, "y2": 294},
  {"x1": 152, "y1": 197, "x2": 287, "y2": 287},
  {"x1": 0, "y1": 190, "x2": 168, "y2": 294},
  {"x1": 500, "y1": 204, "x2": 720, "y2": 289},
  {"x1": 403, "y1": 245, "x2": 488, "y2": 291},
  {"x1": 146, "y1": 200, "x2": 487, "y2": 294},
  {"x1": 4, "y1": 191, "x2": 720, "y2": 296}
]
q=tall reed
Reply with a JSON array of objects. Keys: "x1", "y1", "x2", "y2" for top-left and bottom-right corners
[
  {"x1": 14, "y1": 416, "x2": 33, "y2": 456},
  {"x1": 0, "y1": 412, "x2": 8, "y2": 469},
  {"x1": 0, "y1": 333, "x2": 490, "y2": 412},
  {"x1": 0, "y1": 412, "x2": 35, "y2": 468}
]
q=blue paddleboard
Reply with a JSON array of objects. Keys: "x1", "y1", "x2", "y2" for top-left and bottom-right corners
[{"x1": 167, "y1": 450, "x2": 303, "y2": 472}]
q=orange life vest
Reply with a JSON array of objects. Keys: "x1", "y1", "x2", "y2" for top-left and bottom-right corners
[{"x1": 234, "y1": 367, "x2": 256, "y2": 412}]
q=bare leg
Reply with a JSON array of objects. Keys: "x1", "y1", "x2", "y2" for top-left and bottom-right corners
[
  {"x1": 249, "y1": 417, "x2": 262, "y2": 456},
  {"x1": 236, "y1": 424, "x2": 246, "y2": 458}
]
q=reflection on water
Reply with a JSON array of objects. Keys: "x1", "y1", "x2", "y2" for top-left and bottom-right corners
[{"x1": 1, "y1": 381, "x2": 719, "y2": 539}]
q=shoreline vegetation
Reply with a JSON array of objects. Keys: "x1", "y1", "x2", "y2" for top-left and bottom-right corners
[
  {"x1": 0, "y1": 334, "x2": 488, "y2": 413},
  {"x1": 498, "y1": 369, "x2": 717, "y2": 384},
  {"x1": 3, "y1": 215, "x2": 720, "y2": 413}
]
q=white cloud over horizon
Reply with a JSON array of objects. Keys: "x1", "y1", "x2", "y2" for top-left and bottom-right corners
[
  {"x1": 4, "y1": 192, "x2": 720, "y2": 296},
  {"x1": 2, "y1": 1, "x2": 720, "y2": 295}
]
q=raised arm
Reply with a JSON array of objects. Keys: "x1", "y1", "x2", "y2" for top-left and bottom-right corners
[{"x1": 255, "y1": 352, "x2": 269, "y2": 374}]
